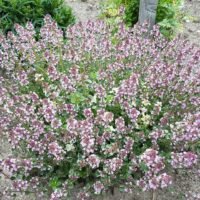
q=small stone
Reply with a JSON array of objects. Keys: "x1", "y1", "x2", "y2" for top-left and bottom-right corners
[
  {"x1": 86, "y1": 5, "x2": 93, "y2": 11},
  {"x1": 188, "y1": 26, "x2": 197, "y2": 32},
  {"x1": 193, "y1": 19, "x2": 200, "y2": 23}
]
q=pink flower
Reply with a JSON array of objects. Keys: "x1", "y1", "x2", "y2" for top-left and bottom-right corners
[
  {"x1": 128, "y1": 108, "x2": 140, "y2": 123},
  {"x1": 149, "y1": 129, "x2": 164, "y2": 141},
  {"x1": 159, "y1": 173, "x2": 172, "y2": 188},
  {"x1": 83, "y1": 108, "x2": 93, "y2": 118},
  {"x1": 140, "y1": 149, "x2": 165, "y2": 173},
  {"x1": 81, "y1": 135, "x2": 95, "y2": 154},
  {"x1": 51, "y1": 118, "x2": 62, "y2": 129},
  {"x1": 17, "y1": 71, "x2": 29, "y2": 85},
  {"x1": 149, "y1": 176, "x2": 160, "y2": 190},
  {"x1": 171, "y1": 152, "x2": 198, "y2": 168},
  {"x1": 50, "y1": 189, "x2": 64, "y2": 200},
  {"x1": 87, "y1": 154, "x2": 100, "y2": 169},
  {"x1": 104, "y1": 158, "x2": 123, "y2": 175},
  {"x1": 48, "y1": 142, "x2": 64, "y2": 161},
  {"x1": 48, "y1": 65, "x2": 59, "y2": 80},
  {"x1": 93, "y1": 181, "x2": 104, "y2": 194},
  {"x1": 115, "y1": 117, "x2": 126, "y2": 132},
  {"x1": 102, "y1": 112, "x2": 114, "y2": 123}
]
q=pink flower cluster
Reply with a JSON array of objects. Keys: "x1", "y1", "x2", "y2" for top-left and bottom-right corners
[
  {"x1": 171, "y1": 152, "x2": 198, "y2": 168},
  {"x1": 137, "y1": 149, "x2": 172, "y2": 190},
  {"x1": 0, "y1": 15, "x2": 199, "y2": 199},
  {"x1": 12, "y1": 180, "x2": 29, "y2": 191},
  {"x1": 93, "y1": 181, "x2": 104, "y2": 194},
  {"x1": 172, "y1": 112, "x2": 200, "y2": 143},
  {"x1": 1, "y1": 158, "x2": 32, "y2": 175},
  {"x1": 139, "y1": 149, "x2": 165, "y2": 174},
  {"x1": 48, "y1": 141, "x2": 65, "y2": 161},
  {"x1": 50, "y1": 189, "x2": 65, "y2": 200},
  {"x1": 87, "y1": 154, "x2": 101, "y2": 169},
  {"x1": 104, "y1": 158, "x2": 123, "y2": 175},
  {"x1": 137, "y1": 173, "x2": 172, "y2": 191}
]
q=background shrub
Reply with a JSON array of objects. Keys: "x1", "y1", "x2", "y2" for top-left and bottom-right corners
[
  {"x1": 0, "y1": 17, "x2": 199, "y2": 199},
  {"x1": 100, "y1": 0, "x2": 184, "y2": 38},
  {"x1": 0, "y1": 0, "x2": 75, "y2": 34}
]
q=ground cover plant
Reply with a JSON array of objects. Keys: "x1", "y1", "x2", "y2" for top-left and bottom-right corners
[
  {"x1": 100, "y1": 0, "x2": 184, "y2": 38},
  {"x1": 0, "y1": 16, "x2": 200, "y2": 199},
  {"x1": 0, "y1": 0, "x2": 75, "y2": 34}
]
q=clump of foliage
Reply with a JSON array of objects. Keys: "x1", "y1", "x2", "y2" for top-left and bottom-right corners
[
  {"x1": 99, "y1": 0, "x2": 125, "y2": 25},
  {"x1": 156, "y1": 0, "x2": 184, "y2": 37},
  {"x1": 0, "y1": 16, "x2": 200, "y2": 199},
  {"x1": 100, "y1": 0, "x2": 184, "y2": 38},
  {"x1": 0, "y1": 0, "x2": 75, "y2": 34}
]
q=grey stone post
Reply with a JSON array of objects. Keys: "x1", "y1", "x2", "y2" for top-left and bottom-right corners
[{"x1": 139, "y1": 0, "x2": 159, "y2": 30}]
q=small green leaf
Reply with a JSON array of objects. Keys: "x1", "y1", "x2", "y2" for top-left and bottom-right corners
[
  {"x1": 70, "y1": 92, "x2": 85, "y2": 104},
  {"x1": 65, "y1": 143, "x2": 74, "y2": 151},
  {"x1": 106, "y1": 94, "x2": 114, "y2": 103},
  {"x1": 91, "y1": 94, "x2": 97, "y2": 104},
  {"x1": 89, "y1": 71, "x2": 98, "y2": 80},
  {"x1": 50, "y1": 177, "x2": 60, "y2": 189},
  {"x1": 139, "y1": 162, "x2": 148, "y2": 172}
]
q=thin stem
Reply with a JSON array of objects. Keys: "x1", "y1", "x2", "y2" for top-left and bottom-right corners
[
  {"x1": 152, "y1": 190, "x2": 157, "y2": 200},
  {"x1": 0, "y1": 168, "x2": 11, "y2": 179}
]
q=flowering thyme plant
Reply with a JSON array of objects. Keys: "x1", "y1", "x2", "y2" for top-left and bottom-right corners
[{"x1": 0, "y1": 15, "x2": 200, "y2": 199}]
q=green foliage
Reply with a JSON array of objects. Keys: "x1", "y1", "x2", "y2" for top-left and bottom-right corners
[
  {"x1": 100, "y1": 0, "x2": 184, "y2": 38},
  {"x1": 50, "y1": 177, "x2": 61, "y2": 189},
  {"x1": 99, "y1": 0, "x2": 124, "y2": 26},
  {"x1": 0, "y1": 0, "x2": 75, "y2": 33},
  {"x1": 156, "y1": 0, "x2": 184, "y2": 38},
  {"x1": 123, "y1": 0, "x2": 139, "y2": 26},
  {"x1": 70, "y1": 92, "x2": 86, "y2": 105}
]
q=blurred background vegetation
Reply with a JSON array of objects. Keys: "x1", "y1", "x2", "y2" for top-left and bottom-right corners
[
  {"x1": 0, "y1": 0, "x2": 75, "y2": 34},
  {"x1": 100, "y1": 0, "x2": 185, "y2": 38},
  {"x1": 0, "y1": 0, "x2": 186, "y2": 39}
]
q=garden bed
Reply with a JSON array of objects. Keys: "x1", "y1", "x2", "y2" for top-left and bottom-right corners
[{"x1": 0, "y1": 1, "x2": 200, "y2": 200}]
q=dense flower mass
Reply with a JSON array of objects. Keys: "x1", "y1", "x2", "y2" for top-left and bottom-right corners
[{"x1": 0, "y1": 15, "x2": 200, "y2": 199}]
